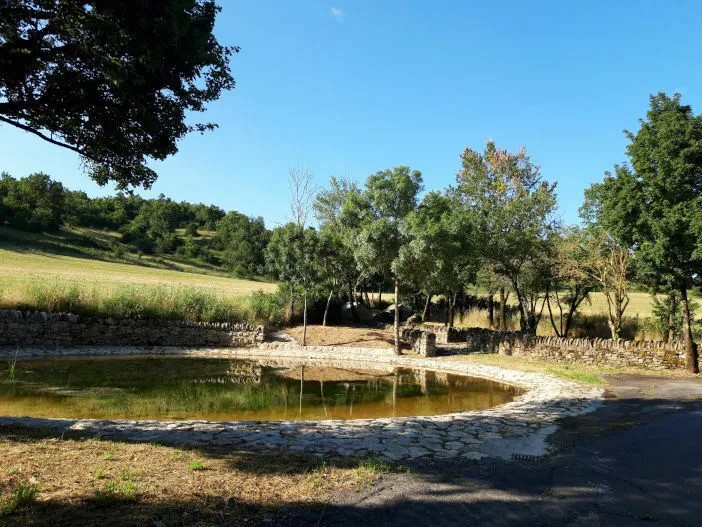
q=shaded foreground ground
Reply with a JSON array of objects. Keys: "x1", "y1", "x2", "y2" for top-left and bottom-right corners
[
  {"x1": 304, "y1": 374, "x2": 702, "y2": 526},
  {"x1": 1, "y1": 362, "x2": 700, "y2": 525},
  {"x1": 0, "y1": 430, "x2": 388, "y2": 526}
]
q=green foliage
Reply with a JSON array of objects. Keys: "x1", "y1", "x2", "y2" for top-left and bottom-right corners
[
  {"x1": 351, "y1": 167, "x2": 423, "y2": 280},
  {"x1": 585, "y1": 93, "x2": 702, "y2": 370},
  {"x1": 399, "y1": 191, "x2": 476, "y2": 295},
  {"x1": 0, "y1": 482, "x2": 39, "y2": 516},
  {"x1": 91, "y1": 480, "x2": 139, "y2": 505},
  {"x1": 265, "y1": 223, "x2": 323, "y2": 292},
  {"x1": 0, "y1": 172, "x2": 64, "y2": 231},
  {"x1": 454, "y1": 141, "x2": 557, "y2": 333},
  {"x1": 214, "y1": 212, "x2": 270, "y2": 276},
  {"x1": 249, "y1": 290, "x2": 286, "y2": 325},
  {"x1": 0, "y1": 1, "x2": 236, "y2": 189},
  {"x1": 188, "y1": 460, "x2": 206, "y2": 471},
  {"x1": 184, "y1": 222, "x2": 200, "y2": 237}
]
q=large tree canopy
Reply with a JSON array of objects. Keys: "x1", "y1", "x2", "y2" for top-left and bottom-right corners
[
  {"x1": 584, "y1": 93, "x2": 702, "y2": 373},
  {"x1": 0, "y1": 1, "x2": 236, "y2": 189},
  {"x1": 454, "y1": 141, "x2": 557, "y2": 334}
]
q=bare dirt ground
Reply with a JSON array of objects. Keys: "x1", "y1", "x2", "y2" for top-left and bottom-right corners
[{"x1": 285, "y1": 325, "x2": 408, "y2": 350}]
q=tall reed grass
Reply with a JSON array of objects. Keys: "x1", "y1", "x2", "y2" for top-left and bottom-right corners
[{"x1": 0, "y1": 277, "x2": 285, "y2": 325}]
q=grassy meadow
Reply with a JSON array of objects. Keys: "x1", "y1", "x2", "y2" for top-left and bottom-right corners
[{"x1": 0, "y1": 227, "x2": 278, "y2": 324}]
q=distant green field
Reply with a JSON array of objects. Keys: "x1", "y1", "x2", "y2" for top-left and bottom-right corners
[
  {"x1": 0, "y1": 227, "x2": 277, "y2": 317},
  {"x1": 0, "y1": 248, "x2": 276, "y2": 298}
]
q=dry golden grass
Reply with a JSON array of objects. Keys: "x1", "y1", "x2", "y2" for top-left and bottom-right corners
[
  {"x1": 0, "y1": 248, "x2": 276, "y2": 298},
  {"x1": 0, "y1": 428, "x2": 387, "y2": 526}
]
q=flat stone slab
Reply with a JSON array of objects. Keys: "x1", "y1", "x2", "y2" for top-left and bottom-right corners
[{"x1": 0, "y1": 345, "x2": 603, "y2": 461}]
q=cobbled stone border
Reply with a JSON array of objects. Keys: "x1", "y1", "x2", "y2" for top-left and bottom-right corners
[{"x1": 0, "y1": 345, "x2": 604, "y2": 461}]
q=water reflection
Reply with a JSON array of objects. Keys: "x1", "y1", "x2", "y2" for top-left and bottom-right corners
[{"x1": 0, "y1": 357, "x2": 522, "y2": 422}]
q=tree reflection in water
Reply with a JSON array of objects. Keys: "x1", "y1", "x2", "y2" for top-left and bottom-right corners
[{"x1": 0, "y1": 357, "x2": 522, "y2": 422}]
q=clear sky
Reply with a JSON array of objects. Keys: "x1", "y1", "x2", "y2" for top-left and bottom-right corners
[{"x1": 2, "y1": 0, "x2": 702, "y2": 227}]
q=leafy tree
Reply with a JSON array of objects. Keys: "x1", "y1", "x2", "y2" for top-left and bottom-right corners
[
  {"x1": 0, "y1": 1, "x2": 236, "y2": 189},
  {"x1": 399, "y1": 191, "x2": 476, "y2": 327},
  {"x1": 0, "y1": 172, "x2": 64, "y2": 231},
  {"x1": 314, "y1": 176, "x2": 362, "y2": 320},
  {"x1": 454, "y1": 141, "x2": 557, "y2": 334},
  {"x1": 214, "y1": 212, "x2": 269, "y2": 276},
  {"x1": 264, "y1": 223, "x2": 323, "y2": 345},
  {"x1": 651, "y1": 290, "x2": 685, "y2": 343},
  {"x1": 347, "y1": 166, "x2": 423, "y2": 354},
  {"x1": 122, "y1": 197, "x2": 181, "y2": 254},
  {"x1": 544, "y1": 227, "x2": 594, "y2": 337},
  {"x1": 584, "y1": 93, "x2": 701, "y2": 372},
  {"x1": 184, "y1": 222, "x2": 200, "y2": 237},
  {"x1": 317, "y1": 229, "x2": 355, "y2": 326}
]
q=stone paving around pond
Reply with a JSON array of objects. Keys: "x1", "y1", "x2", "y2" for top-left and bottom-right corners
[{"x1": 0, "y1": 344, "x2": 604, "y2": 462}]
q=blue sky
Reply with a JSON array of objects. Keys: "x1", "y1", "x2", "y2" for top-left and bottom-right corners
[{"x1": 2, "y1": 0, "x2": 702, "y2": 227}]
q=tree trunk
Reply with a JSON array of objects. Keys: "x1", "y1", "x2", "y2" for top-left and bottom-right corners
[
  {"x1": 448, "y1": 291, "x2": 456, "y2": 328},
  {"x1": 363, "y1": 286, "x2": 371, "y2": 307},
  {"x1": 499, "y1": 287, "x2": 507, "y2": 330},
  {"x1": 515, "y1": 290, "x2": 535, "y2": 334},
  {"x1": 488, "y1": 293, "x2": 495, "y2": 329},
  {"x1": 393, "y1": 279, "x2": 401, "y2": 355},
  {"x1": 422, "y1": 293, "x2": 433, "y2": 322},
  {"x1": 680, "y1": 285, "x2": 699, "y2": 374},
  {"x1": 322, "y1": 290, "x2": 333, "y2": 327},
  {"x1": 666, "y1": 294, "x2": 676, "y2": 343},
  {"x1": 378, "y1": 285, "x2": 382, "y2": 307},
  {"x1": 289, "y1": 284, "x2": 295, "y2": 324},
  {"x1": 347, "y1": 279, "x2": 358, "y2": 322},
  {"x1": 302, "y1": 290, "x2": 308, "y2": 346}
]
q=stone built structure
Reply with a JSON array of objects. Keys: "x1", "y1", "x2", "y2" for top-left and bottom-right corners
[{"x1": 409, "y1": 324, "x2": 686, "y2": 370}]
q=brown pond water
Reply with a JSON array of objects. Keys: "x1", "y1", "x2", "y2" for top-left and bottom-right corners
[{"x1": 0, "y1": 356, "x2": 522, "y2": 421}]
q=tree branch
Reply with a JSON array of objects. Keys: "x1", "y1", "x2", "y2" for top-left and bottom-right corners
[{"x1": 0, "y1": 114, "x2": 100, "y2": 164}]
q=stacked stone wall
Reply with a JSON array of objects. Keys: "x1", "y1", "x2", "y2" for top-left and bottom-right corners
[
  {"x1": 406, "y1": 324, "x2": 470, "y2": 344},
  {"x1": 409, "y1": 324, "x2": 686, "y2": 370},
  {"x1": 401, "y1": 328, "x2": 437, "y2": 357},
  {"x1": 0, "y1": 310, "x2": 264, "y2": 348}
]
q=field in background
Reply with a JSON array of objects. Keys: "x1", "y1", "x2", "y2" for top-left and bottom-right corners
[
  {"x1": 0, "y1": 227, "x2": 278, "y2": 323},
  {"x1": 0, "y1": 248, "x2": 275, "y2": 298}
]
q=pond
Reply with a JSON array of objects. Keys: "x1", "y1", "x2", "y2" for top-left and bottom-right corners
[{"x1": 0, "y1": 356, "x2": 522, "y2": 422}]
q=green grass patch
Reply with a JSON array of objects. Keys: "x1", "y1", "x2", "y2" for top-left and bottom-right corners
[
  {"x1": 91, "y1": 480, "x2": 139, "y2": 505},
  {"x1": 0, "y1": 482, "x2": 40, "y2": 516},
  {"x1": 188, "y1": 460, "x2": 206, "y2": 471},
  {"x1": 545, "y1": 367, "x2": 606, "y2": 385}
]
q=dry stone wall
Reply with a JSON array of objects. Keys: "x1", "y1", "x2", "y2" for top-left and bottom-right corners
[
  {"x1": 0, "y1": 310, "x2": 264, "y2": 348},
  {"x1": 407, "y1": 324, "x2": 471, "y2": 345},
  {"x1": 465, "y1": 327, "x2": 685, "y2": 369},
  {"x1": 400, "y1": 328, "x2": 437, "y2": 357},
  {"x1": 410, "y1": 324, "x2": 686, "y2": 370}
]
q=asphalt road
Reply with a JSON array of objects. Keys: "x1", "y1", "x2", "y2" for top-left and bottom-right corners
[{"x1": 289, "y1": 375, "x2": 702, "y2": 526}]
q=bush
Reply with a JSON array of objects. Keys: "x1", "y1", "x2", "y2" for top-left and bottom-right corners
[
  {"x1": 249, "y1": 290, "x2": 285, "y2": 326},
  {"x1": 184, "y1": 222, "x2": 200, "y2": 237}
]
